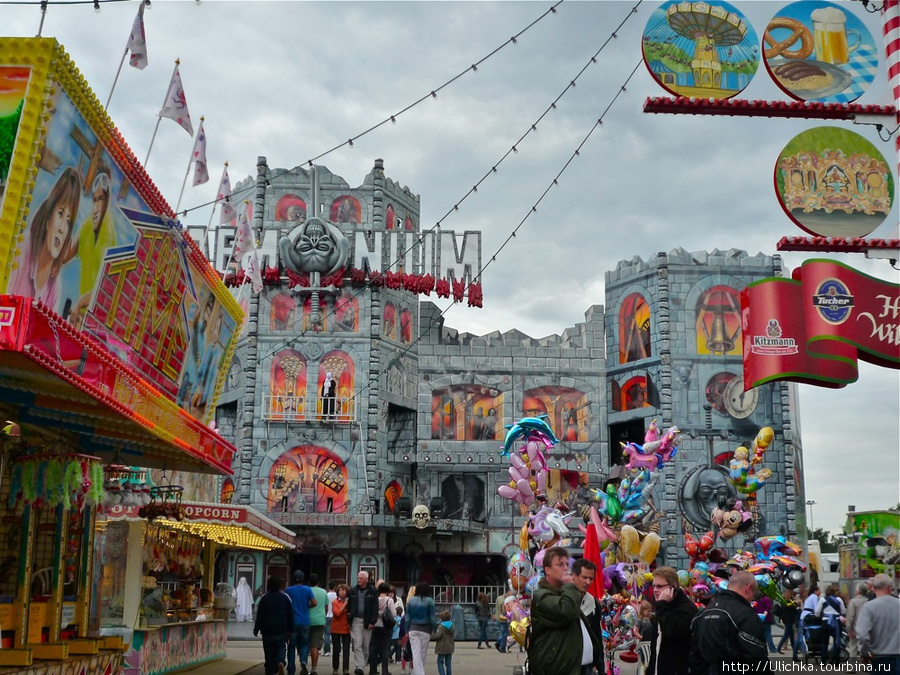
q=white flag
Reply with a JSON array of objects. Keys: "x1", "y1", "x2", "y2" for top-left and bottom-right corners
[
  {"x1": 233, "y1": 208, "x2": 255, "y2": 263},
  {"x1": 217, "y1": 168, "x2": 235, "y2": 225},
  {"x1": 191, "y1": 121, "x2": 208, "y2": 186},
  {"x1": 159, "y1": 65, "x2": 193, "y2": 136},
  {"x1": 244, "y1": 248, "x2": 263, "y2": 294},
  {"x1": 126, "y1": 2, "x2": 148, "y2": 70},
  {"x1": 235, "y1": 281, "x2": 252, "y2": 335}
]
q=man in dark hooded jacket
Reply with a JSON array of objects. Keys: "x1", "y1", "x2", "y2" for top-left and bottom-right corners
[
  {"x1": 690, "y1": 570, "x2": 769, "y2": 675},
  {"x1": 643, "y1": 566, "x2": 697, "y2": 675}
]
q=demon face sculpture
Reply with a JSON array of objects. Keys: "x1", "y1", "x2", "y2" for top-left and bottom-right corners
[{"x1": 279, "y1": 216, "x2": 350, "y2": 276}]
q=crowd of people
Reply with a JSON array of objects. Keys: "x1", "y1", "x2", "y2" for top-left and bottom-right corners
[
  {"x1": 524, "y1": 547, "x2": 899, "y2": 675},
  {"x1": 248, "y1": 561, "x2": 898, "y2": 675},
  {"x1": 253, "y1": 569, "x2": 456, "y2": 675}
]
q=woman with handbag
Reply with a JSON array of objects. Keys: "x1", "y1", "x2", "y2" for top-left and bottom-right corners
[{"x1": 370, "y1": 582, "x2": 396, "y2": 675}]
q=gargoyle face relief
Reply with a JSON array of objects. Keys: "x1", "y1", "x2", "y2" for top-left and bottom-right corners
[{"x1": 279, "y1": 216, "x2": 350, "y2": 275}]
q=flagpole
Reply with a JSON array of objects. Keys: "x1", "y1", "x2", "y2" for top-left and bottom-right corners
[
  {"x1": 202, "y1": 162, "x2": 228, "y2": 261},
  {"x1": 145, "y1": 58, "x2": 179, "y2": 168},
  {"x1": 175, "y1": 115, "x2": 204, "y2": 214},
  {"x1": 106, "y1": 49, "x2": 129, "y2": 110}
]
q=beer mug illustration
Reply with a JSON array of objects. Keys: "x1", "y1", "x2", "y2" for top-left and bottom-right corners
[{"x1": 811, "y1": 7, "x2": 861, "y2": 65}]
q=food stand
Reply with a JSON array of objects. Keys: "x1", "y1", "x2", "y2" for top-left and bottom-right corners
[
  {"x1": 0, "y1": 37, "x2": 244, "y2": 674},
  {"x1": 94, "y1": 501, "x2": 296, "y2": 675}
]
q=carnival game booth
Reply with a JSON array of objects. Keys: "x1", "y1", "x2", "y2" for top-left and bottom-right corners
[
  {"x1": 0, "y1": 38, "x2": 243, "y2": 674},
  {"x1": 96, "y1": 501, "x2": 296, "y2": 675}
]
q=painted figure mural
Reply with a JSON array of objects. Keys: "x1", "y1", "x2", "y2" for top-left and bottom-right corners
[
  {"x1": 619, "y1": 293, "x2": 652, "y2": 363},
  {"x1": 270, "y1": 349, "x2": 307, "y2": 419},
  {"x1": 330, "y1": 195, "x2": 360, "y2": 223},
  {"x1": 522, "y1": 386, "x2": 589, "y2": 442},
  {"x1": 430, "y1": 385, "x2": 503, "y2": 440},
  {"x1": 276, "y1": 194, "x2": 307, "y2": 224},
  {"x1": 268, "y1": 446, "x2": 348, "y2": 514}
]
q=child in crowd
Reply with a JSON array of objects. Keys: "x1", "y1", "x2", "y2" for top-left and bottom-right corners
[{"x1": 431, "y1": 609, "x2": 455, "y2": 675}]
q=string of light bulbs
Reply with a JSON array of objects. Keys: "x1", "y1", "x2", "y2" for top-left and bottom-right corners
[
  {"x1": 251, "y1": 0, "x2": 645, "y2": 368},
  {"x1": 250, "y1": 58, "x2": 645, "y2": 428}
]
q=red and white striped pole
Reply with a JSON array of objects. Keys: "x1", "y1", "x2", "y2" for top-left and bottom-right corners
[{"x1": 883, "y1": 0, "x2": 899, "y2": 159}]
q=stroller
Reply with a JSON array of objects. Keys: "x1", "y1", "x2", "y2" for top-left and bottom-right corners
[{"x1": 802, "y1": 614, "x2": 848, "y2": 664}]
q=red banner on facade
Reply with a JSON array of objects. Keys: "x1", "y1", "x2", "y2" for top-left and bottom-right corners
[{"x1": 741, "y1": 259, "x2": 899, "y2": 388}]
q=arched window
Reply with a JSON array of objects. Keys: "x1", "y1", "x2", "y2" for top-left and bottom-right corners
[
  {"x1": 334, "y1": 294, "x2": 359, "y2": 332},
  {"x1": 318, "y1": 351, "x2": 355, "y2": 422},
  {"x1": 330, "y1": 195, "x2": 361, "y2": 223},
  {"x1": 695, "y1": 286, "x2": 742, "y2": 356},
  {"x1": 619, "y1": 293, "x2": 651, "y2": 363},
  {"x1": 275, "y1": 194, "x2": 307, "y2": 224},
  {"x1": 383, "y1": 303, "x2": 397, "y2": 340},
  {"x1": 270, "y1": 292, "x2": 296, "y2": 331},
  {"x1": 522, "y1": 386, "x2": 589, "y2": 442},
  {"x1": 268, "y1": 445, "x2": 348, "y2": 514},
  {"x1": 400, "y1": 309, "x2": 413, "y2": 343},
  {"x1": 270, "y1": 350, "x2": 307, "y2": 420}
]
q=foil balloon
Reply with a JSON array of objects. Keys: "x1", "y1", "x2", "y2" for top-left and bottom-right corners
[
  {"x1": 620, "y1": 604, "x2": 638, "y2": 629},
  {"x1": 639, "y1": 531, "x2": 661, "y2": 565},
  {"x1": 507, "y1": 597, "x2": 530, "y2": 646},
  {"x1": 677, "y1": 569, "x2": 691, "y2": 588}
]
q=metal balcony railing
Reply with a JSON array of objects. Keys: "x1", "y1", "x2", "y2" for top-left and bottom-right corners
[
  {"x1": 263, "y1": 395, "x2": 356, "y2": 424},
  {"x1": 431, "y1": 585, "x2": 507, "y2": 606}
]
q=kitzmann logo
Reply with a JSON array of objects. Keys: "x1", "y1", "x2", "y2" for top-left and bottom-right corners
[
  {"x1": 813, "y1": 278, "x2": 854, "y2": 325},
  {"x1": 749, "y1": 319, "x2": 798, "y2": 356}
]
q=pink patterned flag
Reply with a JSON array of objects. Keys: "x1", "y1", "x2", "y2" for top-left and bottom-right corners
[
  {"x1": 159, "y1": 65, "x2": 193, "y2": 136},
  {"x1": 233, "y1": 208, "x2": 255, "y2": 263},
  {"x1": 217, "y1": 167, "x2": 235, "y2": 225},
  {"x1": 191, "y1": 121, "x2": 208, "y2": 186},
  {"x1": 245, "y1": 248, "x2": 263, "y2": 293},
  {"x1": 126, "y1": 2, "x2": 148, "y2": 70}
]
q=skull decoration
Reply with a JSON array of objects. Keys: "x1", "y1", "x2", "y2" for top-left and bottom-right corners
[
  {"x1": 411, "y1": 504, "x2": 431, "y2": 529},
  {"x1": 279, "y1": 216, "x2": 350, "y2": 276}
]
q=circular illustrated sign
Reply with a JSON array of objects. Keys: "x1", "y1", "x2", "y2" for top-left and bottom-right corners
[
  {"x1": 642, "y1": 0, "x2": 760, "y2": 99},
  {"x1": 763, "y1": 0, "x2": 877, "y2": 103},
  {"x1": 774, "y1": 126, "x2": 894, "y2": 238}
]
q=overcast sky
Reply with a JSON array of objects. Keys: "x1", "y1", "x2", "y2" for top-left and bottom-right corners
[{"x1": 5, "y1": 0, "x2": 898, "y2": 533}]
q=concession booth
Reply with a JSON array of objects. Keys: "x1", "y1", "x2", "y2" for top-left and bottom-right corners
[{"x1": 0, "y1": 37, "x2": 270, "y2": 674}]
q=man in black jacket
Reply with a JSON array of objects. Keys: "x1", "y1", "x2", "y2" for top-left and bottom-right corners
[
  {"x1": 347, "y1": 570, "x2": 379, "y2": 675},
  {"x1": 255, "y1": 575, "x2": 295, "y2": 675},
  {"x1": 644, "y1": 566, "x2": 697, "y2": 675},
  {"x1": 690, "y1": 570, "x2": 769, "y2": 675},
  {"x1": 572, "y1": 558, "x2": 605, "y2": 675}
]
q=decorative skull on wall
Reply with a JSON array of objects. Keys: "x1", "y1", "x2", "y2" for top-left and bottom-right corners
[
  {"x1": 411, "y1": 504, "x2": 431, "y2": 529},
  {"x1": 279, "y1": 216, "x2": 350, "y2": 276}
]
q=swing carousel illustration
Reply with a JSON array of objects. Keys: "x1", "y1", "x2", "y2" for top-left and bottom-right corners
[{"x1": 642, "y1": 0, "x2": 760, "y2": 99}]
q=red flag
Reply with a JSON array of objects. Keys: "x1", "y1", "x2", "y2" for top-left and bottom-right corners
[
  {"x1": 159, "y1": 65, "x2": 193, "y2": 136},
  {"x1": 126, "y1": 2, "x2": 148, "y2": 70}
]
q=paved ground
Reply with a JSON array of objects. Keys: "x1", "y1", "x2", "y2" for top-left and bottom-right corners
[{"x1": 182, "y1": 621, "x2": 644, "y2": 675}]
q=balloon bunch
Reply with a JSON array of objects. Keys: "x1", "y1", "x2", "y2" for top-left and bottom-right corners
[
  {"x1": 598, "y1": 593, "x2": 639, "y2": 659},
  {"x1": 497, "y1": 417, "x2": 556, "y2": 507},
  {"x1": 621, "y1": 423, "x2": 681, "y2": 472},
  {"x1": 728, "y1": 427, "x2": 774, "y2": 495}
]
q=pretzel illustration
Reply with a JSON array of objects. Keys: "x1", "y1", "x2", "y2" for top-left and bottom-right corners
[{"x1": 764, "y1": 18, "x2": 814, "y2": 60}]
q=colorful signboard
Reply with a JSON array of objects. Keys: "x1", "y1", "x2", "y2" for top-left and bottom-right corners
[
  {"x1": 763, "y1": 1, "x2": 878, "y2": 103},
  {"x1": 642, "y1": 1, "x2": 760, "y2": 99},
  {"x1": 0, "y1": 38, "x2": 241, "y2": 424},
  {"x1": 775, "y1": 126, "x2": 894, "y2": 238},
  {"x1": 741, "y1": 259, "x2": 899, "y2": 388},
  {"x1": 845, "y1": 510, "x2": 900, "y2": 577}
]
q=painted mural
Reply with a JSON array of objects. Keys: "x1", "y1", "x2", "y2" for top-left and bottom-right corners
[
  {"x1": 705, "y1": 371, "x2": 737, "y2": 414},
  {"x1": 268, "y1": 446, "x2": 348, "y2": 514},
  {"x1": 1, "y1": 77, "x2": 238, "y2": 421},
  {"x1": 695, "y1": 285, "x2": 742, "y2": 356},
  {"x1": 330, "y1": 195, "x2": 360, "y2": 223},
  {"x1": 430, "y1": 385, "x2": 503, "y2": 441},
  {"x1": 0, "y1": 65, "x2": 29, "y2": 201},
  {"x1": 400, "y1": 308, "x2": 413, "y2": 343},
  {"x1": 384, "y1": 480, "x2": 403, "y2": 513},
  {"x1": 276, "y1": 193, "x2": 307, "y2": 224},
  {"x1": 642, "y1": 0, "x2": 759, "y2": 99},
  {"x1": 522, "y1": 386, "x2": 589, "y2": 442},
  {"x1": 301, "y1": 296, "x2": 328, "y2": 331},
  {"x1": 764, "y1": 1, "x2": 877, "y2": 104},
  {"x1": 334, "y1": 292, "x2": 359, "y2": 332},
  {"x1": 439, "y1": 474, "x2": 486, "y2": 521},
  {"x1": 318, "y1": 350, "x2": 354, "y2": 419},
  {"x1": 384, "y1": 303, "x2": 397, "y2": 339},
  {"x1": 270, "y1": 349, "x2": 307, "y2": 419},
  {"x1": 845, "y1": 511, "x2": 900, "y2": 576},
  {"x1": 775, "y1": 126, "x2": 893, "y2": 238},
  {"x1": 270, "y1": 291, "x2": 297, "y2": 331},
  {"x1": 124, "y1": 619, "x2": 226, "y2": 675},
  {"x1": 678, "y1": 463, "x2": 739, "y2": 531},
  {"x1": 619, "y1": 293, "x2": 651, "y2": 363},
  {"x1": 613, "y1": 375, "x2": 653, "y2": 411}
]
